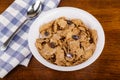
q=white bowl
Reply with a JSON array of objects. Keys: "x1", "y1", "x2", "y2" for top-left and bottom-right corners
[{"x1": 28, "y1": 7, "x2": 105, "y2": 71}]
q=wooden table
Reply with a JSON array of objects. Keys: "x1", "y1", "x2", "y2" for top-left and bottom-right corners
[{"x1": 0, "y1": 0, "x2": 120, "y2": 80}]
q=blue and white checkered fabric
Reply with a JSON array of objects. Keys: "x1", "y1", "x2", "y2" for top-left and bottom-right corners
[{"x1": 0, "y1": 0, "x2": 60, "y2": 78}]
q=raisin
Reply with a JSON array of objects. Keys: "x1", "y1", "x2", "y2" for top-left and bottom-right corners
[
  {"x1": 67, "y1": 20, "x2": 73, "y2": 25},
  {"x1": 80, "y1": 42, "x2": 82, "y2": 48},
  {"x1": 51, "y1": 54, "x2": 56, "y2": 62},
  {"x1": 44, "y1": 31, "x2": 49, "y2": 36},
  {"x1": 49, "y1": 42, "x2": 56, "y2": 48},
  {"x1": 60, "y1": 37, "x2": 66, "y2": 41},
  {"x1": 57, "y1": 25, "x2": 62, "y2": 30},
  {"x1": 89, "y1": 38, "x2": 93, "y2": 43},
  {"x1": 66, "y1": 53, "x2": 73, "y2": 58},
  {"x1": 41, "y1": 42, "x2": 46, "y2": 45},
  {"x1": 72, "y1": 35, "x2": 79, "y2": 40}
]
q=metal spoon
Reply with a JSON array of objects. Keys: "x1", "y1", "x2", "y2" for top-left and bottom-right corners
[{"x1": 0, "y1": 0, "x2": 42, "y2": 51}]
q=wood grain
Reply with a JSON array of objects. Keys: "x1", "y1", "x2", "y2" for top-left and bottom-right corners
[{"x1": 0, "y1": 0, "x2": 120, "y2": 80}]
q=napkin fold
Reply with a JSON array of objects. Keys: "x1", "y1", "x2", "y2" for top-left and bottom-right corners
[{"x1": 0, "y1": 0, "x2": 60, "y2": 78}]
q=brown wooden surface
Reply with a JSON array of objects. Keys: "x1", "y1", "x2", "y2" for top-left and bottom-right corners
[{"x1": 0, "y1": 0, "x2": 120, "y2": 80}]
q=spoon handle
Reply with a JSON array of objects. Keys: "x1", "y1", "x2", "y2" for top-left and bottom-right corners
[{"x1": 0, "y1": 19, "x2": 28, "y2": 51}]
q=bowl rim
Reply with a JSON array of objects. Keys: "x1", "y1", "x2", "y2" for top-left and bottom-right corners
[{"x1": 28, "y1": 7, "x2": 105, "y2": 71}]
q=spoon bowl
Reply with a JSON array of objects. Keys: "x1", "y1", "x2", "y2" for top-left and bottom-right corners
[{"x1": 27, "y1": 0, "x2": 42, "y2": 19}]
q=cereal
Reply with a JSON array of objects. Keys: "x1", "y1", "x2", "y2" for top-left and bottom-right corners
[{"x1": 35, "y1": 17, "x2": 98, "y2": 66}]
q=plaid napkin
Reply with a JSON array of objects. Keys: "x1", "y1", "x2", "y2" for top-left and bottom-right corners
[{"x1": 0, "y1": 0, "x2": 60, "y2": 78}]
